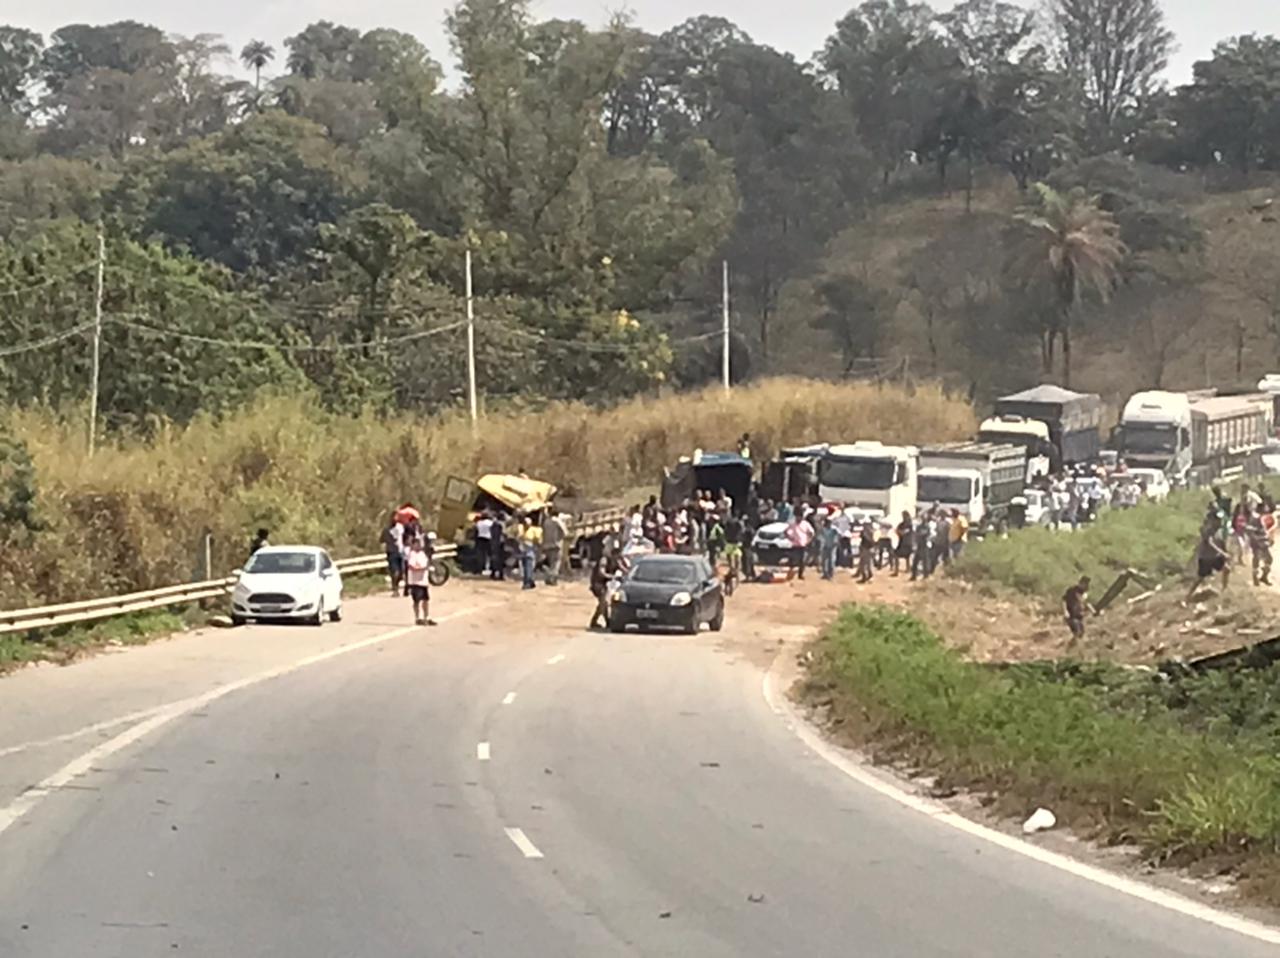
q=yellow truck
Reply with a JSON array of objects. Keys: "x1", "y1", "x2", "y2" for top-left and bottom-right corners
[{"x1": 438, "y1": 473, "x2": 627, "y2": 572}]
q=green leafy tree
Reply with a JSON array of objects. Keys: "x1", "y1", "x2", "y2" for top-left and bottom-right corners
[
  {"x1": 0, "y1": 26, "x2": 43, "y2": 115},
  {"x1": 1172, "y1": 35, "x2": 1280, "y2": 174},
  {"x1": 1008, "y1": 183, "x2": 1126, "y2": 384},
  {"x1": 1046, "y1": 0, "x2": 1174, "y2": 148},
  {"x1": 284, "y1": 21, "x2": 362, "y2": 81}
]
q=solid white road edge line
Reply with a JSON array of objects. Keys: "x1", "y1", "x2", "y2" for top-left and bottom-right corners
[
  {"x1": 0, "y1": 704, "x2": 170, "y2": 760},
  {"x1": 0, "y1": 606, "x2": 487, "y2": 842},
  {"x1": 546, "y1": 654, "x2": 566, "y2": 665},
  {"x1": 502, "y1": 691, "x2": 517, "y2": 706},
  {"x1": 761, "y1": 662, "x2": 1280, "y2": 946},
  {"x1": 477, "y1": 741, "x2": 491, "y2": 761},
  {"x1": 504, "y1": 827, "x2": 544, "y2": 859}
]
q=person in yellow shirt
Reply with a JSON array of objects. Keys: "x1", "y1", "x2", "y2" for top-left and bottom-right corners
[
  {"x1": 519, "y1": 515, "x2": 543, "y2": 590},
  {"x1": 950, "y1": 510, "x2": 969, "y2": 560}
]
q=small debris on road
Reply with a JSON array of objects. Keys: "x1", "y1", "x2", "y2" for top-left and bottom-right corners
[
  {"x1": 1022, "y1": 807, "x2": 1057, "y2": 834},
  {"x1": 658, "y1": 911, "x2": 672, "y2": 919},
  {"x1": 699, "y1": 761, "x2": 721, "y2": 768},
  {"x1": 747, "y1": 893, "x2": 766, "y2": 904}
]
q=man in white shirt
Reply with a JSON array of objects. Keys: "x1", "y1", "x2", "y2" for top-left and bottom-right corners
[{"x1": 474, "y1": 512, "x2": 494, "y2": 575}]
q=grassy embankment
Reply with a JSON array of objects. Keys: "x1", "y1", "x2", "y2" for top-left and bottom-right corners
[
  {"x1": 804, "y1": 494, "x2": 1280, "y2": 902},
  {"x1": 0, "y1": 377, "x2": 975, "y2": 667}
]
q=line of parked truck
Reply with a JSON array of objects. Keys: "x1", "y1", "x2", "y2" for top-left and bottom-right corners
[{"x1": 759, "y1": 378, "x2": 1280, "y2": 533}]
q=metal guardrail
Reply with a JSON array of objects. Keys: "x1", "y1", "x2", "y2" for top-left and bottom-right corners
[{"x1": 0, "y1": 545, "x2": 457, "y2": 637}]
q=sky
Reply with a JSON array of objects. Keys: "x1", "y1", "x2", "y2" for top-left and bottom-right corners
[{"x1": 14, "y1": 0, "x2": 1280, "y2": 85}]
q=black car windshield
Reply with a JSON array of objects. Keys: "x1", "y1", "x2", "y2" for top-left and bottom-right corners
[
  {"x1": 246, "y1": 552, "x2": 317, "y2": 575},
  {"x1": 630, "y1": 560, "x2": 699, "y2": 585}
]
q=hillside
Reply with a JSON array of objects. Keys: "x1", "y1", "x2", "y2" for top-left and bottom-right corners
[{"x1": 778, "y1": 168, "x2": 1280, "y2": 413}]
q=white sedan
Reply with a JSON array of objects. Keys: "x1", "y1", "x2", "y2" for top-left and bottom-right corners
[{"x1": 230, "y1": 546, "x2": 344, "y2": 626}]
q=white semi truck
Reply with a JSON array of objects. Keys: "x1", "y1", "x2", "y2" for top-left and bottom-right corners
[
  {"x1": 917, "y1": 442, "x2": 1028, "y2": 529},
  {"x1": 1115, "y1": 389, "x2": 1273, "y2": 487},
  {"x1": 975, "y1": 416, "x2": 1053, "y2": 482},
  {"x1": 818, "y1": 442, "x2": 918, "y2": 519}
]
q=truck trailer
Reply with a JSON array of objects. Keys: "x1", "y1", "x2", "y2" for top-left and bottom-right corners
[
  {"x1": 992, "y1": 384, "x2": 1103, "y2": 470},
  {"x1": 1188, "y1": 394, "x2": 1274, "y2": 488}
]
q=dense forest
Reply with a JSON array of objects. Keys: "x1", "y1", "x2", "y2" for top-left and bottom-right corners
[{"x1": 2, "y1": 0, "x2": 1280, "y2": 429}]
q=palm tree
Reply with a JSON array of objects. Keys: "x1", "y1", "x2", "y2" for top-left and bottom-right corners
[
  {"x1": 1009, "y1": 184, "x2": 1126, "y2": 386},
  {"x1": 240, "y1": 40, "x2": 275, "y2": 92}
]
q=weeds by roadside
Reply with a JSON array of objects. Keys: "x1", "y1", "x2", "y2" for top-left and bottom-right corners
[{"x1": 799, "y1": 605, "x2": 1280, "y2": 897}]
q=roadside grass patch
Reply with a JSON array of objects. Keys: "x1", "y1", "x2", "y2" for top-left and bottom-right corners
[
  {"x1": 952, "y1": 493, "x2": 1204, "y2": 602},
  {"x1": 800, "y1": 605, "x2": 1280, "y2": 880},
  {"x1": 0, "y1": 607, "x2": 195, "y2": 674}
]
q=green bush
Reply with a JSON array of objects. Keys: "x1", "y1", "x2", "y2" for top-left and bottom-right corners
[
  {"x1": 952, "y1": 492, "x2": 1205, "y2": 600},
  {"x1": 805, "y1": 605, "x2": 1280, "y2": 858}
]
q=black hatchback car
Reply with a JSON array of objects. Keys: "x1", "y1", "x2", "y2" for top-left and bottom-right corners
[{"x1": 609, "y1": 554, "x2": 725, "y2": 634}]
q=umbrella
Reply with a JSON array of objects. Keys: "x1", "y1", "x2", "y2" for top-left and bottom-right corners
[{"x1": 396, "y1": 505, "x2": 421, "y2": 523}]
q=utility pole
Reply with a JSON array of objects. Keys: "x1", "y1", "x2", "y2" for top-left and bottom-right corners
[
  {"x1": 721, "y1": 259, "x2": 731, "y2": 391},
  {"x1": 88, "y1": 224, "x2": 105, "y2": 457},
  {"x1": 465, "y1": 247, "x2": 478, "y2": 432}
]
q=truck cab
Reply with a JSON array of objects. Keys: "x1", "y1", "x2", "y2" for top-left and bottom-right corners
[
  {"x1": 917, "y1": 442, "x2": 1027, "y2": 527},
  {"x1": 917, "y1": 467, "x2": 984, "y2": 521},
  {"x1": 977, "y1": 416, "x2": 1053, "y2": 481},
  {"x1": 818, "y1": 442, "x2": 918, "y2": 519},
  {"x1": 1115, "y1": 391, "x2": 1193, "y2": 483}
]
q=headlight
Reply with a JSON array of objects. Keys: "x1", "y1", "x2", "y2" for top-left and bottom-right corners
[
  {"x1": 614, "y1": 589, "x2": 626, "y2": 603},
  {"x1": 670, "y1": 591, "x2": 692, "y2": 607},
  {"x1": 233, "y1": 583, "x2": 250, "y2": 599}
]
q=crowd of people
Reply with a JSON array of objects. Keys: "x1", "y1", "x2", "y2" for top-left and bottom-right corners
[{"x1": 1189, "y1": 482, "x2": 1278, "y2": 600}]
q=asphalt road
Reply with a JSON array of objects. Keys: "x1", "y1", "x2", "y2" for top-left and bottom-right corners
[{"x1": 0, "y1": 586, "x2": 1278, "y2": 957}]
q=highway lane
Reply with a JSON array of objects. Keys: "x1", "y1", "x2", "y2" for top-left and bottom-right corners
[{"x1": 1, "y1": 591, "x2": 1278, "y2": 956}]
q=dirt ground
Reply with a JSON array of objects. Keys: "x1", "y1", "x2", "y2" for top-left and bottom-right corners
[{"x1": 490, "y1": 554, "x2": 1280, "y2": 668}]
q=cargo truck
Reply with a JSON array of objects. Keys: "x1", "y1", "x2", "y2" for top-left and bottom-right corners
[
  {"x1": 992, "y1": 384, "x2": 1103, "y2": 471},
  {"x1": 976, "y1": 415, "x2": 1053, "y2": 482},
  {"x1": 1114, "y1": 390, "x2": 1194, "y2": 483},
  {"x1": 760, "y1": 444, "x2": 828, "y2": 503},
  {"x1": 818, "y1": 441, "x2": 918, "y2": 518},
  {"x1": 917, "y1": 442, "x2": 1028, "y2": 529},
  {"x1": 1187, "y1": 393, "x2": 1274, "y2": 488}
]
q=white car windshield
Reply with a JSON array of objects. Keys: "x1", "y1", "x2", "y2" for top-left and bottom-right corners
[{"x1": 246, "y1": 552, "x2": 317, "y2": 575}]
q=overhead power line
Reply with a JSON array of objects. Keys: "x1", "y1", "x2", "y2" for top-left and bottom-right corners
[
  {"x1": 0, "y1": 319, "x2": 98, "y2": 358},
  {"x1": 110, "y1": 314, "x2": 468, "y2": 352},
  {"x1": 494, "y1": 323, "x2": 722, "y2": 354}
]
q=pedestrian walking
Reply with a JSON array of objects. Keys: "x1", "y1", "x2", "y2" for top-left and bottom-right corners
[
  {"x1": 1188, "y1": 517, "x2": 1231, "y2": 602},
  {"x1": 588, "y1": 550, "x2": 616, "y2": 630},
  {"x1": 1062, "y1": 575, "x2": 1090, "y2": 641},
  {"x1": 404, "y1": 534, "x2": 437, "y2": 626},
  {"x1": 1247, "y1": 510, "x2": 1273, "y2": 586}
]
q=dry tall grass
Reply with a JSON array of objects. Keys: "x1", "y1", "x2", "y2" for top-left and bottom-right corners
[{"x1": 0, "y1": 377, "x2": 975, "y2": 606}]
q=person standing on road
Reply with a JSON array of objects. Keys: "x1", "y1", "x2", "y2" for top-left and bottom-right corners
[
  {"x1": 518, "y1": 516, "x2": 541, "y2": 590},
  {"x1": 950, "y1": 509, "x2": 969, "y2": 560},
  {"x1": 404, "y1": 534, "x2": 437, "y2": 627},
  {"x1": 382, "y1": 514, "x2": 405, "y2": 596},
  {"x1": 785, "y1": 512, "x2": 814, "y2": 580},
  {"x1": 489, "y1": 512, "x2": 506, "y2": 581},
  {"x1": 893, "y1": 511, "x2": 914, "y2": 576},
  {"x1": 1062, "y1": 575, "x2": 1090, "y2": 641},
  {"x1": 933, "y1": 510, "x2": 952, "y2": 569},
  {"x1": 541, "y1": 508, "x2": 567, "y2": 586},
  {"x1": 474, "y1": 511, "x2": 493, "y2": 576},
  {"x1": 912, "y1": 513, "x2": 934, "y2": 581},
  {"x1": 857, "y1": 522, "x2": 876, "y2": 584},
  {"x1": 818, "y1": 517, "x2": 839, "y2": 581}
]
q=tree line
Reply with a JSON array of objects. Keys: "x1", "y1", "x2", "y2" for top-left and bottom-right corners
[{"x1": 0, "y1": 0, "x2": 1277, "y2": 427}]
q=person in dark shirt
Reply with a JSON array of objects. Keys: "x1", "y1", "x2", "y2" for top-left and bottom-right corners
[
  {"x1": 489, "y1": 513, "x2": 506, "y2": 581},
  {"x1": 893, "y1": 512, "x2": 914, "y2": 577},
  {"x1": 249, "y1": 528, "x2": 270, "y2": 558},
  {"x1": 1062, "y1": 576, "x2": 1091, "y2": 640},
  {"x1": 588, "y1": 550, "x2": 618, "y2": 630}
]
